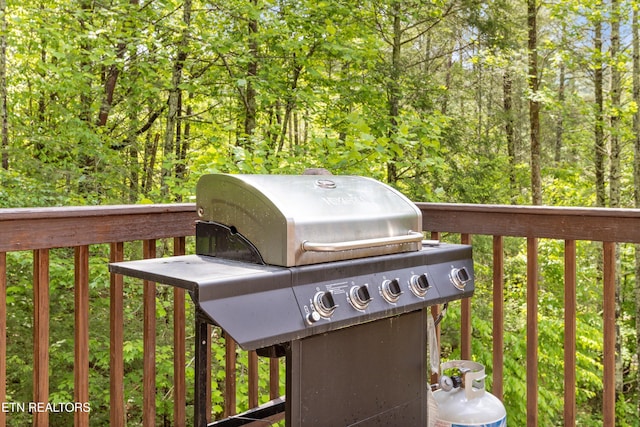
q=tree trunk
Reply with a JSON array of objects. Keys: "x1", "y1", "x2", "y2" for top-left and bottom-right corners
[
  {"x1": 77, "y1": 0, "x2": 97, "y2": 194},
  {"x1": 143, "y1": 133, "x2": 159, "y2": 194},
  {"x1": 503, "y1": 71, "x2": 516, "y2": 201},
  {"x1": 162, "y1": 0, "x2": 191, "y2": 195},
  {"x1": 97, "y1": 0, "x2": 139, "y2": 127},
  {"x1": 276, "y1": 55, "x2": 308, "y2": 154},
  {"x1": 633, "y1": 4, "x2": 640, "y2": 417},
  {"x1": 0, "y1": 0, "x2": 7, "y2": 170},
  {"x1": 177, "y1": 102, "x2": 191, "y2": 182},
  {"x1": 609, "y1": 0, "x2": 621, "y2": 210},
  {"x1": 555, "y1": 61, "x2": 565, "y2": 164},
  {"x1": 528, "y1": 0, "x2": 541, "y2": 205},
  {"x1": 609, "y1": 0, "x2": 623, "y2": 397},
  {"x1": 386, "y1": 0, "x2": 402, "y2": 184},
  {"x1": 441, "y1": 39, "x2": 452, "y2": 116},
  {"x1": 594, "y1": 19, "x2": 605, "y2": 207},
  {"x1": 243, "y1": 0, "x2": 258, "y2": 145}
]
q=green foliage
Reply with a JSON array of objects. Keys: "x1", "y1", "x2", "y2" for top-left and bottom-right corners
[{"x1": 2, "y1": 0, "x2": 640, "y2": 424}]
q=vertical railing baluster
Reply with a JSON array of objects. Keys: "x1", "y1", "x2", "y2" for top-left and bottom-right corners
[
  {"x1": 269, "y1": 358, "x2": 280, "y2": 399},
  {"x1": 109, "y1": 242, "x2": 125, "y2": 427},
  {"x1": 526, "y1": 238, "x2": 538, "y2": 427},
  {"x1": 142, "y1": 240, "x2": 156, "y2": 427},
  {"x1": 564, "y1": 240, "x2": 577, "y2": 427},
  {"x1": 429, "y1": 231, "x2": 441, "y2": 383},
  {"x1": 206, "y1": 325, "x2": 212, "y2": 422},
  {"x1": 33, "y1": 248, "x2": 50, "y2": 426},
  {"x1": 603, "y1": 241, "x2": 616, "y2": 426},
  {"x1": 492, "y1": 235, "x2": 504, "y2": 400},
  {"x1": 249, "y1": 351, "x2": 259, "y2": 408},
  {"x1": 460, "y1": 234, "x2": 472, "y2": 360},
  {"x1": 0, "y1": 252, "x2": 6, "y2": 427},
  {"x1": 173, "y1": 237, "x2": 186, "y2": 427},
  {"x1": 225, "y1": 335, "x2": 237, "y2": 417},
  {"x1": 74, "y1": 246, "x2": 90, "y2": 427}
]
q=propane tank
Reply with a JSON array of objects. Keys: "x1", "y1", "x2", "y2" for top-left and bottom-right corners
[{"x1": 432, "y1": 360, "x2": 507, "y2": 427}]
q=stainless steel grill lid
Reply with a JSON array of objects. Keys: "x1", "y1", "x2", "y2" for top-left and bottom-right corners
[{"x1": 196, "y1": 174, "x2": 423, "y2": 266}]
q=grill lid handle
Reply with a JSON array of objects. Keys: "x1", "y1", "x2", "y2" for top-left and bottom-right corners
[{"x1": 301, "y1": 231, "x2": 429, "y2": 252}]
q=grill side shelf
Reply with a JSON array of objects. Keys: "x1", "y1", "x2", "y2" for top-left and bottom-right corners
[{"x1": 108, "y1": 255, "x2": 284, "y2": 293}]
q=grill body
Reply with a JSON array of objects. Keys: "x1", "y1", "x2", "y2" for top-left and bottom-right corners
[{"x1": 109, "y1": 173, "x2": 475, "y2": 427}]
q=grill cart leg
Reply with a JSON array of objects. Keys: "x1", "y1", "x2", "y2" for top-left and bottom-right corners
[{"x1": 195, "y1": 315, "x2": 210, "y2": 426}]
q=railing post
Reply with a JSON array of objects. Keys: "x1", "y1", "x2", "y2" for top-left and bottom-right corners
[
  {"x1": 526, "y1": 238, "x2": 538, "y2": 427},
  {"x1": 74, "y1": 246, "x2": 90, "y2": 427},
  {"x1": 564, "y1": 240, "x2": 576, "y2": 427},
  {"x1": 492, "y1": 236, "x2": 504, "y2": 400}
]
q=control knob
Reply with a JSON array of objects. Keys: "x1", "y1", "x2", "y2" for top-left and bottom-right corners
[
  {"x1": 348, "y1": 285, "x2": 372, "y2": 311},
  {"x1": 381, "y1": 278, "x2": 402, "y2": 303},
  {"x1": 450, "y1": 266, "x2": 471, "y2": 290},
  {"x1": 312, "y1": 291, "x2": 338, "y2": 318},
  {"x1": 409, "y1": 273, "x2": 431, "y2": 297}
]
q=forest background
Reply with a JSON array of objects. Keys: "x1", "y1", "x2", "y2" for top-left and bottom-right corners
[{"x1": 1, "y1": 0, "x2": 640, "y2": 425}]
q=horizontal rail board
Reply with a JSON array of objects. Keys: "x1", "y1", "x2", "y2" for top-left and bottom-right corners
[
  {"x1": 0, "y1": 204, "x2": 197, "y2": 251},
  {"x1": 418, "y1": 202, "x2": 640, "y2": 242}
]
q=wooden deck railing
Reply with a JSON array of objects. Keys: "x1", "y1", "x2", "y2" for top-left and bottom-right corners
[
  {"x1": 417, "y1": 202, "x2": 640, "y2": 426},
  {"x1": 0, "y1": 202, "x2": 636, "y2": 426}
]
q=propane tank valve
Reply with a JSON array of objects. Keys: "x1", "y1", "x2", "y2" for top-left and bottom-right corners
[{"x1": 439, "y1": 374, "x2": 462, "y2": 392}]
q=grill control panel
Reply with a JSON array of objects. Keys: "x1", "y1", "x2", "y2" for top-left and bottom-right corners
[{"x1": 293, "y1": 246, "x2": 474, "y2": 330}]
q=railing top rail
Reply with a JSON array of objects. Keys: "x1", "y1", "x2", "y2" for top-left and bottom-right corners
[
  {"x1": 417, "y1": 202, "x2": 640, "y2": 243},
  {"x1": 0, "y1": 203, "x2": 198, "y2": 252},
  {"x1": 0, "y1": 203, "x2": 196, "y2": 220},
  {"x1": 418, "y1": 202, "x2": 640, "y2": 217},
  {"x1": 3, "y1": 201, "x2": 640, "y2": 252}
]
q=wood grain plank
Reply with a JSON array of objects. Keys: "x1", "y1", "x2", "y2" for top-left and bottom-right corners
[
  {"x1": 109, "y1": 242, "x2": 125, "y2": 427},
  {"x1": 248, "y1": 351, "x2": 259, "y2": 408},
  {"x1": 33, "y1": 249, "x2": 49, "y2": 426},
  {"x1": 142, "y1": 240, "x2": 156, "y2": 427},
  {"x1": 460, "y1": 234, "x2": 472, "y2": 360},
  {"x1": 0, "y1": 204, "x2": 196, "y2": 252},
  {"x1": 225, "y1": 335, "x2": 237, "y2": 417},
  {"x1": 0, "y1": 252, "x2": 6, "y2": 427},
  {"x1": 564, "y1": 240, "x2": 576, "y2": 427},
  {"x1": 603, "y1": 242, "x2": 616, "y2": 426},
  {"x1": 74, "y1": 246, "x2": 90, "y2": 427},
  {"x1": 526, "y1": 238, "x2": 538, "y2": 427},
  {"x1": 492, "y1": 236, "x2": 504, "y2": 401},
  {"x1": 418, "y1": 202, "x2": 640, "y2": 243},
  {"x1": 173, "y1": 237, "x2": 186, "y2": 427},
  {"x1": 269, "y1": 359, "x2": 280, "y2": 400}
]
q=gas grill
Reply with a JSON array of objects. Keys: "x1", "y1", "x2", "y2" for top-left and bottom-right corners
[{"x1": 109, "y1": 173, "x2": 474, "y2": 427}]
